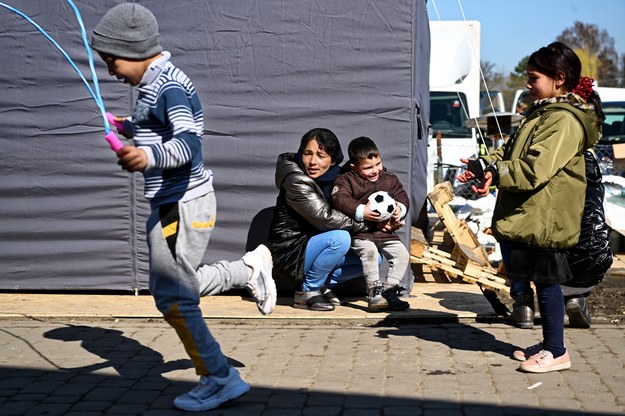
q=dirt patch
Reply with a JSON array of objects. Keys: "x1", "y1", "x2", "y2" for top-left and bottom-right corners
[{"x1": 585, "y1": 264, "x2": 625, "y2": 324}]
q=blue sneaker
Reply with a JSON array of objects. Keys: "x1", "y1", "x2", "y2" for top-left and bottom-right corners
[{"x1": 173, "y1": 367, "x2": 250, "y2": 411}]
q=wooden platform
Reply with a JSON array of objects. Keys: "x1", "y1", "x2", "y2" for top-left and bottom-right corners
[{"x1": 410, "y1": 182, "x2": 509, "y2": 294}]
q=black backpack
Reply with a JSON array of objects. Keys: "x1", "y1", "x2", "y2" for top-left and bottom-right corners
[{"x1": 565, "y1": 150, "x2": 614, "y2": 287}]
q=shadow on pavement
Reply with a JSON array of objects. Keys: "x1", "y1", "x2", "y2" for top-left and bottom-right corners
[
  {"x1": 376, "y1": 321, "x2": 514, "y2": 357},
  {"x1": 0, "y1": 324, "x2": 619, "y2": 415}
]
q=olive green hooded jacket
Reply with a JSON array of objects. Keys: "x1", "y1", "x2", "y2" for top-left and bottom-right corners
[{"x1": 482, "y1": 96, "x2": 601, "y2": 250}]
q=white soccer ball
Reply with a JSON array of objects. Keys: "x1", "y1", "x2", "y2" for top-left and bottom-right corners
[{"x1": 367, "y1": 191, "x2": 396, "y2": 221}]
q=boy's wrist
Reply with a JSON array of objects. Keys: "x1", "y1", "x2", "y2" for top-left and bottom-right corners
[
  {"x1": 139, "y1": 146, "x2": 156, "y2": 170},
  {"x1": 355, "y1": 204, "x2": 365, "y2": 222},
  {"x1": 396, "y1": 202, "x2": 407, "y2": 219}
]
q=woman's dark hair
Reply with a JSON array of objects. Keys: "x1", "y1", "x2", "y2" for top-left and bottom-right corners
[
  {"x1": 298, "y1": 128, "x2": 342, "y2": 163},
  {"x1": 528, "y1": 41, "x2": 604, "y2": 122},
  {"x1": 348, "y1": 136, "x2": 380, "y2": 164}
]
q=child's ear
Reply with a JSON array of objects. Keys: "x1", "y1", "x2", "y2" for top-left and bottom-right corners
[
  {"x1": 555, "y1": 71, "x2": 566, "y2": 88},
  {"x1": 349, "y1": 162, "x2": 356, "y2": 170}
]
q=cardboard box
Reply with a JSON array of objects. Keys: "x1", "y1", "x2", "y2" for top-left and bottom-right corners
[{"x1": 613, "y1": 143, "x2": 625, "y2": 160}]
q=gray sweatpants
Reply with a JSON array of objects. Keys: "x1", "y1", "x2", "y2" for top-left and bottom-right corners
[
  {"x1": 147, "y1": 191, "x2": 248, "y2": 376},
  {"x1": 350, "y1": 238, "x2": 410, "y2": 288}
]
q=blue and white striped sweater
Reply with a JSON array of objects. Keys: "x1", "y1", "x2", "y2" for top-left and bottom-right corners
[{"x1": 133, "y1": 57, "x2": 213, "y2": 205}]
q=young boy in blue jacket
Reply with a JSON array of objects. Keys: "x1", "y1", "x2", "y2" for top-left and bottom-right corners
[{"x1": 91, "y1": 3, "x2": 276, "y2": 411}]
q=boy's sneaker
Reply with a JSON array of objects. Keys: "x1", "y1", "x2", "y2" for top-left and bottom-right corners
[
  {"x1": 173, "y1": 367, "x2": 250, "y2": 411},
  {"x1": 242, "y1": 244, "x2": 277, "y2": 315},
  {"x1": 519, "y1": 350, "x2": 571, "y2": 373},
  {"x1": 321, "y1": 287, "x2": 341, "y2": 306},
  {"x1": 382, "y1": 284, "x2": 410, "y2": 311},
  {"x1": 512, "y1": 342, "x2": 543, "y2": 362},
  {"x1": 565, "y1": 296, "x2": 592, "y2": 328},
  {"x1": 367, "y1": 283, "x2": 388, "y2": 311},
  {"x1": 293, "y1": 290, "x2": 335, "y2": 311}
]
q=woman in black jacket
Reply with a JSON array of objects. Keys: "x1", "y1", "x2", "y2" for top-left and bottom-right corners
[{"x1": 266, "y1": 128, "x2": 368, "y2": 311}]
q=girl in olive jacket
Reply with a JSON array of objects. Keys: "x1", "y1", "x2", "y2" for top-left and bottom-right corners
[{"x1": 459, "y1": 42, "x2": 603, "y2": 373}]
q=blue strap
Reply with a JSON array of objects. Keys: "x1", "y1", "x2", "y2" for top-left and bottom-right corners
[{"x1": 0, "y1": 1, "x2": 110, "y2": 133}]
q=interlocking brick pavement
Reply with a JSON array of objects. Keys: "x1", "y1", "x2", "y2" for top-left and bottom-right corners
[{"x1": 1, "y1": 318, "x2": 624, "y2": 415}]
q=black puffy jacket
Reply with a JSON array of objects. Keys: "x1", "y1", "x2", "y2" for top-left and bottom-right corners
[
  {"x1": 266, "y1": 153, "x2": 367, "y2": 281},
  {"x1": 564, "y1": 151, "x2": 613, "y2": 287}
]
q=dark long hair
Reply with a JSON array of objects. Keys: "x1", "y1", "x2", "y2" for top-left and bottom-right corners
[
  {"x1": 528, "y1": 41, "x2": 604, "y2": 122},
  {"x1": 297, "y1": 128, "x2": 343, "y2": 164},
  {"x1": 295, "y1": 128, "x2": 344, "y2": 199}
]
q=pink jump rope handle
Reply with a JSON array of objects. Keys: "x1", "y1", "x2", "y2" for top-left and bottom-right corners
[
  {"x1": 105, "y1": 131, "x2": 124, "y2": 152},
  {"x1": 106, "y1": 112, "x2": 126, "y2": 134},
  {"x1": 105, "y1": 112, "x2": 125, "y2": 152}
]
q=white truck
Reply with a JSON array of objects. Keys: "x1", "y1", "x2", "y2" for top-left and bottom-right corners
[{"x1": 427, "y1": 20, "x2": 481, "y2": 192}]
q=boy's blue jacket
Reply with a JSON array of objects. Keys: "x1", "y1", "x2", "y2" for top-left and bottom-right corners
[{"x1": 132, "y1": 52, "x2": 213, "y2": 206}]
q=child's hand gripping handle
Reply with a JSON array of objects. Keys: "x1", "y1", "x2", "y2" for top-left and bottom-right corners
[
  {"x1": 105, "y1": 112, "x2": 126, "y2": 152},
  {"x1": 105, "y1": 131, "x2": 124, "y2": 152},
  {"x1": 106, "y1": 112, "x2": 126, "y2": 134}
]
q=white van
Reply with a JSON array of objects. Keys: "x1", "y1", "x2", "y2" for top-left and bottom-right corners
[
  {"x1": 595, "y1": 88, "x2": 625, "y2": 175},
  {"x1": 596, "y1": 87, "x2": 625, "y2": 103},
  {"x1": 510, "y1": 89, "x2": 532, "y2": 114},
  {"x1": 480, "y1": 90, "x2": 506, "y2": 114}
]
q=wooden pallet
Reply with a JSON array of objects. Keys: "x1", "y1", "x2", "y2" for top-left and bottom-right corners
[
  {"x1": 427, "y1": 182, "x2": 490, "y2": 266},
  {"x1": 410, "y1": 182, "x2": 509, "y2": 293}
]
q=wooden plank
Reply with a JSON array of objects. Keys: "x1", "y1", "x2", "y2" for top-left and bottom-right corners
[
  {"x1": 428, "y1": 183, "x2": 491, "y2": 265},
  {"x1": 418, "y1": 181, "x2": 510, "y2": 294},
  {"x1": 410, "y1": 227, "x2": 428, "y2": 258},
  {"x1": 410, "y1": 238, "x2": 509, "y2": 293}
]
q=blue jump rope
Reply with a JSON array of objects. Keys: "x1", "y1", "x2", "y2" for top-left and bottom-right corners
[{"x1": 0, "y1": 0, "x2": 123, "y2": 152}]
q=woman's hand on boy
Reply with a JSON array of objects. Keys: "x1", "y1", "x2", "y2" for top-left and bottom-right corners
[
  {"x1": 375, "y1": 219, "x2": 394, "y2": 233},
  {"x1": 374, "y1": 218, "x2": 403, "y2": 233}
]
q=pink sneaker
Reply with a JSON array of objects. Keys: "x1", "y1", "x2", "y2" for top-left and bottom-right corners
[
  {"x1": 519, "y1": 350, "x2": 571, "y2": 373},
  {"x1": 512, "y1": 342, "x2": 543, "y2": 362}
]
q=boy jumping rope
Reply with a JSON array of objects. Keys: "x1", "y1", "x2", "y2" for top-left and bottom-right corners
[
  {"x1": 91, "y1": 3, "x2": 276, "y2": 411},
  {"x1": 331, "y1": 137, "x2": 411, "y2": 311}
]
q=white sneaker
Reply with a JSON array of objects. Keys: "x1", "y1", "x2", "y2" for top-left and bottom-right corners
[
  {"x1": 242, "y1": 244, "x2": 277, "y2": 315},
  {"x1": 173, "y1": 367, "x2": 250, "y2": 411}
]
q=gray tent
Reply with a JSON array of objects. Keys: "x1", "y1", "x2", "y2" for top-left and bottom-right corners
[{"x1": 0, "y1": 0, "x2": 430, "y2": 291}]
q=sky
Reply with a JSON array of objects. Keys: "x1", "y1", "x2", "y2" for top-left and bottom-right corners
[{"x1": 427, "y1": 0, "x2": 625, "y2": 77}]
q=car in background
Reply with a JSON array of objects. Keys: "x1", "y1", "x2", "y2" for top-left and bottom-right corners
[
  {"x1": 591, "y1": 87, "x2": 625, "y2": 176},
  {"x1": 480, "y1": 90, "x2": 505, "y2": 115},
  {"x1": 510, "y1": 89, "x2": 532, "y2": 114},
  {"x1": 596, "y1": 101, "x2": 625, "y2": 176}
]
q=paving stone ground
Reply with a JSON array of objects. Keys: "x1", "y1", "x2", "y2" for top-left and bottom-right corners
[{"x1": 1, "y1": 318, "x2": 624, "y2": 416}]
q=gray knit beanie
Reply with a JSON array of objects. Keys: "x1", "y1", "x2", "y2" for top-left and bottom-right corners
[{"x1": 91, "y1": 3, "x2": 162, "y2": 60}]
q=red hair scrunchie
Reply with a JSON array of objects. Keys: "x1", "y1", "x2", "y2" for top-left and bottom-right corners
[{"x1": 572, "y1": 76, "x2": 594, "y2": 100}]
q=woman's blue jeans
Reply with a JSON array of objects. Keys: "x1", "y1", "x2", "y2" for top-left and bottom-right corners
[{"x1": 302, "y1": 230, "x2": 364, "y2": 292}]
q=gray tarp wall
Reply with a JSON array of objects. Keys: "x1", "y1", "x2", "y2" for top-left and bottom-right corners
[{"x1": 0, "y1": 0, "x2": 430, "y2": 291}]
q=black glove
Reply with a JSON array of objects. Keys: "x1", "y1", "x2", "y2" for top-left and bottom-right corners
[{"x1": 467, "y1": 158, "x2": 486, "y2": 181}]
